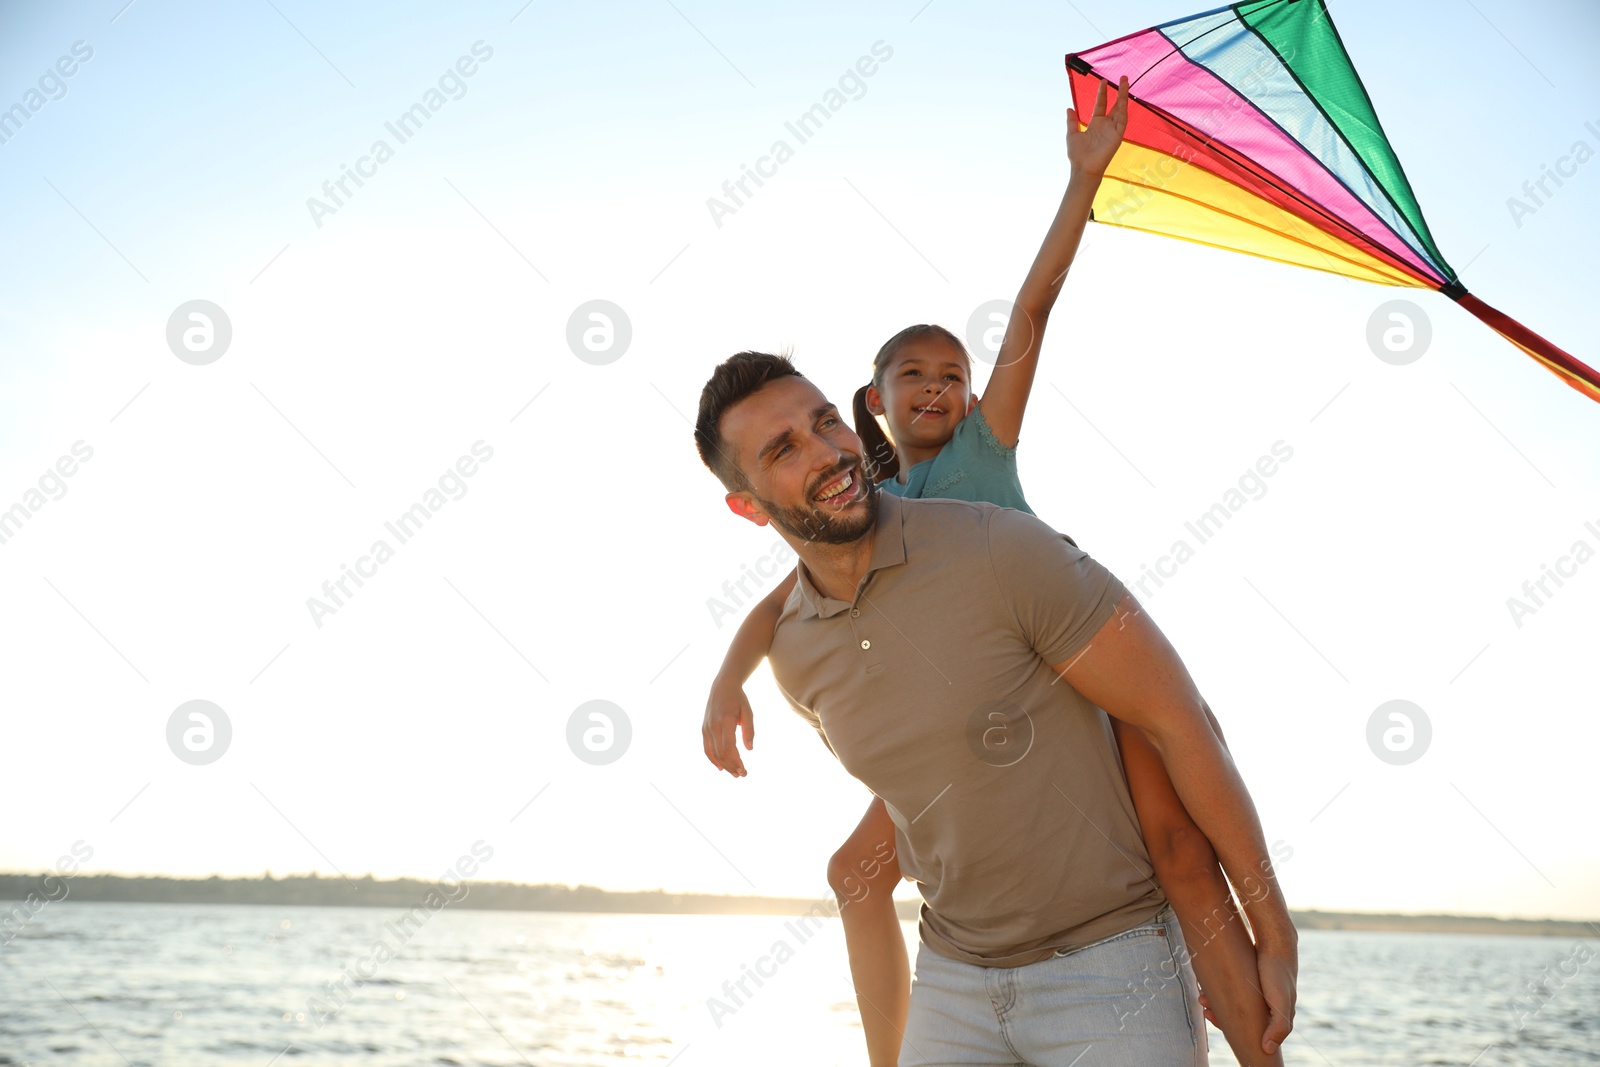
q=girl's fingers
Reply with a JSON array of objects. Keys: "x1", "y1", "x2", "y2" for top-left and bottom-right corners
[
  {"x1": 1093, "y1": 77, "x2": 1108, "y2": 118},
  {"x1": 1262, "y1": 1000, "x2": 1294, "y2": 1053}
]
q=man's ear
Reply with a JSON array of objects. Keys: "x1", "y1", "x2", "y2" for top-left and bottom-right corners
[
  {"x1": 725, "y1": 491, "x2": 770, "y2": 528},
  {"x1": 865, "y1": 384, "x2": 886, "y2": 417}
]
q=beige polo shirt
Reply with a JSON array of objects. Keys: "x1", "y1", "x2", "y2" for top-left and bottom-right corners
[{"x1": 770, "y1": 491, "x2": 1164, "y2": 967}]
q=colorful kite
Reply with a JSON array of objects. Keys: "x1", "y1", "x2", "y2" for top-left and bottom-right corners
[{"x1": 1066, "y1": 0, "x2": 1600, "y2": 403}]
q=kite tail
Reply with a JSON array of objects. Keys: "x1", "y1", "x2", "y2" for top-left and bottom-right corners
[{"x1": 1450, "y1": 292, "x2": 1600, "y2": 405}]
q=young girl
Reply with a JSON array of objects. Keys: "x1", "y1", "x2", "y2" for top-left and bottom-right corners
[{"x1": 702, "y1": 78, "x2": 1289, "y2": 1067}]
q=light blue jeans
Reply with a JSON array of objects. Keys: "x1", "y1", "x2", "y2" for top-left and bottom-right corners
[{"x1": 898, "y1": 907, "x2": 1208, "y2": 1066}]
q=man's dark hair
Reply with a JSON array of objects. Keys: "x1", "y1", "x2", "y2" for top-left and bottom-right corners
[{"x1": 695, "y1": 351, "x2": 805, "y2": 491}]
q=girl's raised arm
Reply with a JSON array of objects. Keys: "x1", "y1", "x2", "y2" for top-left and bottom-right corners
[{"x1": 980, "y1": 76, "x2": 1128, "y2": 448}]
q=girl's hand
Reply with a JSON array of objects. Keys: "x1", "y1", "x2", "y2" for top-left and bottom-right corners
[
  {"x1": 702, "y1": 676, "x2": 756, "y2": 777},
  {"x1": 1256, "y1": 946, "x2": 1298, "y2": 1055},
  {"x1": 1066, "y1": 75, "x2": 1129, "y2": 178}
]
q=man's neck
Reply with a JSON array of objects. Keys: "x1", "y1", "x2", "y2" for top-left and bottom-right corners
[{"x1": 793, "y1": 528, "x2": 877, "y2": 603}]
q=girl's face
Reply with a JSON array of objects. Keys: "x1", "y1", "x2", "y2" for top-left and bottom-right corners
[{"x1": 866, "y1": 337, "x2": 975, "y2": 453}]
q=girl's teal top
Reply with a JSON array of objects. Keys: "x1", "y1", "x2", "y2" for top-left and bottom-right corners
[{"x1": 877, "y1": 406, "x2": 1034, "y2": 515}]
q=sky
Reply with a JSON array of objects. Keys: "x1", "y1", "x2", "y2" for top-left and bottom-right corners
[{"x1": 1, "y1": 0, "x2": 1597, "y2": 923}]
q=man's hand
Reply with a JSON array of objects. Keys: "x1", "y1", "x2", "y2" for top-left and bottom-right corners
[
  {"x1": 1256, "y1": 944, "x2": 1298, "y2": 1055},
  {"x1": 1051, "y1": 589, "x2": 1298, "y2": 1053},
  {"x1": 702, "y1": 676, "x2": 755, "y2": 777},
  {"x1": 1066, "y1": 74, "x2": 1129, "y2": 177}
]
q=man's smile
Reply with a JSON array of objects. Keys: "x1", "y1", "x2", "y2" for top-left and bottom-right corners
[{"x1": 813, "y1": 465, "x2": 864, "y2": 507}]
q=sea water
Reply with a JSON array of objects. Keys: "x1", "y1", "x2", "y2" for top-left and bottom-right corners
[{"x1": 1, "y1": 903, "x2": 1595, "y2": 1065}]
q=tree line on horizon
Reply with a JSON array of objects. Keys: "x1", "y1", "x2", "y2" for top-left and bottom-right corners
[
  {"x1": 0, "y1": 871, "x2": 833, "y2": 914},
  {"x1": 2, "y1": 872, "x2": 1591, "y2": 936}
]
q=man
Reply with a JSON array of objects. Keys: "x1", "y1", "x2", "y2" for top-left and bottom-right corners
[{"x1": 694, "y1": 351, "x2": 1297, "y2": 1064}]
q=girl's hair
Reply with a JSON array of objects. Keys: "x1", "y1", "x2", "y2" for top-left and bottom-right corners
[{"x1": 852, "y1": 324, "x2": 970, "y2": 484}]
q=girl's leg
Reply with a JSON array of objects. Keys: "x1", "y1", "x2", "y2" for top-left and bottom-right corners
[
  {"x1": 826, "y1": 795, "x2": 909, "y2": 1067},
  {"x1": 1110, "y1": 718, "x2": 1283, "y2": 1067}
]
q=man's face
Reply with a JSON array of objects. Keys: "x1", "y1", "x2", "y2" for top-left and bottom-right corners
[{"x1": 719, "y1": 375, "x2": 878, "y2": 545}]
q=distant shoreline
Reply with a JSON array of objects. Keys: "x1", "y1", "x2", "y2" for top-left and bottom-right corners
[{"x1": 3, "y1": 872, "x2": 1595, "y2": 939}]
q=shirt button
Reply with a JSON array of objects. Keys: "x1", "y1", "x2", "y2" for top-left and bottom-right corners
[
  {"x1": 850, "y1": 609, "x2": 860, "y2": 618},
  {"x1": 860, "y1": 639, "x2": 871, "y2": 650}
]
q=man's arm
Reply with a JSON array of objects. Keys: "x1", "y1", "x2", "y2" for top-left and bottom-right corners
[{"x1": 1053, "y1": 594, "x2": 1297, "y2": 1054}]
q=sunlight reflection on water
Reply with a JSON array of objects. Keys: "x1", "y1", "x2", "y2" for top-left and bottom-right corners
[{"x1": 2, "y1": 904, "x2": 1595, "y2": 1066}]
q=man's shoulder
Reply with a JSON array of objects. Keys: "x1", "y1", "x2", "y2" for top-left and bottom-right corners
[
  {"x1": 898, "y1": 495, "x2": 1049, "y2": 540},
  {"x1": 901, "y1": 497, "x2": 1088, "y2": 584},
  {"x1": 897, "y1": 494, "x2": 1003, "y2": 521}
]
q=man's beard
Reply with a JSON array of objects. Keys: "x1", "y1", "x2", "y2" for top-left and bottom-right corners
[{"x1": 754, "y1": 463, "x2": 879, "y2": 546}]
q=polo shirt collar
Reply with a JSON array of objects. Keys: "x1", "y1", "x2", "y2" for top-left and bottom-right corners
[{"x1": 792, "y1": 488, "x2": 908, "y2": 620}]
